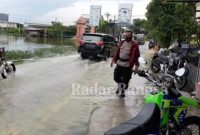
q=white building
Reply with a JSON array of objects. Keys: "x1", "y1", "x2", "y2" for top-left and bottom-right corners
[
  {"x1": 0, "y1": 13, "x2": 23, "y2": 29},
  {"x1": 0, "y1": 21, "x2": 8, "y2": 28},
  {"x1": 0, "y1": 21, "x2": 23, "y2": 28}
]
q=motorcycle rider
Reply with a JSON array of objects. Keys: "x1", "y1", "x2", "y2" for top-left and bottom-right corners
[
  {"x1": 148, "y1": 39, "x2": 157, "y2": 50},
  {"x1": 143, "y1": 40, "x2": 160, "y2": 70},
  {"x1": 111, "y1": 29, "x2": 140, "y2": 97}
]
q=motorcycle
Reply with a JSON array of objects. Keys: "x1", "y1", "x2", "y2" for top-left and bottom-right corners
[
  {"x1": 151, "y1": 49, "x2": 188, "y2": 90},
  {"x1": 105, "y1": 58, "x2": 200, "y2": 135},
  {"x1": 0, "y1": 47, "x2": 16, "y2": 79}
]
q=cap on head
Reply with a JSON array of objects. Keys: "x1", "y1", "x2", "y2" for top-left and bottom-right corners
[{"x1": 125, "y1": 29, "x2": 133, "y2": 34}]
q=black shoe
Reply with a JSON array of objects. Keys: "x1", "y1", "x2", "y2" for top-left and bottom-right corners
[
  {"x1": 115, "y1": 88, "x2": 120, "y2": 94},
  {"x1": 120, "y1": 90, "x2": 125, "y2": 97}
]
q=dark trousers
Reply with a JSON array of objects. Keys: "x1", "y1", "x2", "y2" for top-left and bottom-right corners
[{"x1": 114, "y1": 65, "x2": 132, "y2": 91}]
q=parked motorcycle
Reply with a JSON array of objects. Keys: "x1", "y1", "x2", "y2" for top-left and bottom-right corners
[
  {"x1": 151, "y1": 48, "x2": 189, "y2": 90},
  {"x1": 0, "y1": 47, "x2": 16, "y2": 79},
  {"x1": 105, "y1": 58, "x2": 200, "y2": 135}
]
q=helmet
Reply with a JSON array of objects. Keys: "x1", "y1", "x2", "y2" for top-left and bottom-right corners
[{"x1": 149, "y1": 39, "x2": 156, "y2": 49}]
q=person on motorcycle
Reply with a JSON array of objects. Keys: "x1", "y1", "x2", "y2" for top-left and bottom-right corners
[
  {"x1": 111, "y1": 29, "x2": 140, "y2": 97},
  {"x1": 168, "y1": 42, "x2": 179, "y2": 52},
  {"x1": 143, "y1": 40, "x2": 160, "y2": 70},
  {"x1": 148, "y1": 39, "x2": 157, "y2": 50}
]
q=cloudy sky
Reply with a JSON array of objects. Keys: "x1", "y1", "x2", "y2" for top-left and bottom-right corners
[{"x1": 0, "y1": 0, "x2": 151, "y2": 25}]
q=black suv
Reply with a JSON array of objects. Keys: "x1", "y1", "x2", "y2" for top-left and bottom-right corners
[{"x1": 78, "y1": 33, "x2": 118, "y2": 59}]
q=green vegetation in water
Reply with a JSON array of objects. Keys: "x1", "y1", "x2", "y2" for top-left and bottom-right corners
[
  {"x1": 24, "y1": 37, "x2": 76, "y2": 46},
  {"x1": 47, "y1": 22, "x2": 76, "y2": 39},
  {"x1": 62, "y1": 38, "x2": 76, "y2": 46},
  {"x1": 6, "y1": 46, "x2": 77, "y2": 61},
  {"x1": 0, "y1": 28, "x2": 23, "y2": 36}
]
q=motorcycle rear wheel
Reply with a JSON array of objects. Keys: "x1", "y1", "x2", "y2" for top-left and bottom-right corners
[{"x1": 1, "y1": 63, "x2": 16, "y2": 79}]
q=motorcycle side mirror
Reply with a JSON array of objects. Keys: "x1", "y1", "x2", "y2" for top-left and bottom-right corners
[
  {"x1": 138, "y1": 57, "x2": 147, "y2": 64},
  {"x1": 175, "y1": 68, "x2": 185, "y2": 77}
]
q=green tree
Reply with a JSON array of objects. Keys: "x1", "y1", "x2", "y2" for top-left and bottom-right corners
[
  {"x1": 129, "y1": 19, "x2": 147, "y2": 34},
  {"x1": 146, "y1": 0, "x2": 197, "y2": 48},
  {"x1": 96, "y1": 17, "x2": 108, "y2": 33},
  {"x1": 48, "y1": 21, "x2": 64, "y2": 38},
  {"x1": 63, "y1": 25, "x2": 76, "y2": 38}
]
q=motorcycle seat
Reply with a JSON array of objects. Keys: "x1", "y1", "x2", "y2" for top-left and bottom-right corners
[{"x1": 104, "y1": 103, "x2": 160, "y2": 135}]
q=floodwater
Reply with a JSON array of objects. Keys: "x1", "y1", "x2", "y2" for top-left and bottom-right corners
[
  {"x1": 0, "y1": 34, "x2": 70, "y2": 51},
  {"x1": 0, "y1": 43, "x2": 199, "y2": 135},
  {"x1": 0, "y1": 54, "x2": 145, "y2": 135}
]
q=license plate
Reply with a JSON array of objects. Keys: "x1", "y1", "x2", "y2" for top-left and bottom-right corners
[{"x1": 85, "y1": 44, "x2": 95, "y2": 49}]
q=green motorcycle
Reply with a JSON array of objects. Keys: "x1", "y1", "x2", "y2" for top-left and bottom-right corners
[
  {"x1": 105, "y1": 60, "x2": 200, "y2": 135},
  {"x1": 145, "y1": 73, "x2": 200, "y2": 135}
]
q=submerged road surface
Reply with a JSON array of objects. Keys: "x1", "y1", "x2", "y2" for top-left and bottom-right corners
[
  {"x1": 0, "y1": 44, "x2": 199, "y2": 135},
  {"x1": 0, "y1": 54, "x2": 146, "y2": 135}
]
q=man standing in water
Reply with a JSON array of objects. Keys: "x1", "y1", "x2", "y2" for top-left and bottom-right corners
[{"x1": 111, "y1": 29, "x2": 140, "y2": 97}]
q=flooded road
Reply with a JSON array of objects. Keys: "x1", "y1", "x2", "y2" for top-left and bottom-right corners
[
  {"x1": 0, "y1": 55, "x2": 103, "y2": 135},
  {"x1": 0, "y1": 54, "x2": 146, "y2": 135},
  {"x1": 0, "y1": 44, "x2": 199, "y2": 135},
  {"x1": 0, "y1": 43, "x2": 147, "y2": 135}
]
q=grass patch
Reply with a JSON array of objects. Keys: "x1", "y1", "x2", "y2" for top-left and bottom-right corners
[
  {"x1": 14, "y1": 59, "x2": 26, "y2": 65},
  {"x1": 6, "y1": 46, "x2": 77, "y2": 61},
  {"x1": 63, "y1": 38, "x2": 76, "y2": 46}
]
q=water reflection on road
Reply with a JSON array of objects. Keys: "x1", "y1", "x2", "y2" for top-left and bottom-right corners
[{"x1": 0, "y1": 34, "x2": 73, "y2": 51}]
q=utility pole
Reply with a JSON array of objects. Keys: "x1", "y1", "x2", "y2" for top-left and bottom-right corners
[
  {"x1": 113, "y1": 15, "x2": 116, "y2": 38},
  {"x1": 60, "y1": 27, "x2": 63, "y2": 45}
]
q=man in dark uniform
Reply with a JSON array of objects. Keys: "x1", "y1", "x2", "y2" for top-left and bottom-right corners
[{"x1": 111, "y1": 30, "x2": 140, "y2": 97}]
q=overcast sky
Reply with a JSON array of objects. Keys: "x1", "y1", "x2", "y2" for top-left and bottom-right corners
[{"x1": 0, "y1": 0, "x2": 151, "y2": 25}]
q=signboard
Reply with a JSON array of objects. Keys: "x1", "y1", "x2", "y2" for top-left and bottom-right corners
[
  {"x1": 118, "y1": 3, "x2": 133, "y2": 27},
  {"x1": 0, "y1": 13, "x2": 9, "y2": 22},
  {"x1": 89, "y1": 5, "x2": 101, "y2": 27}
]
